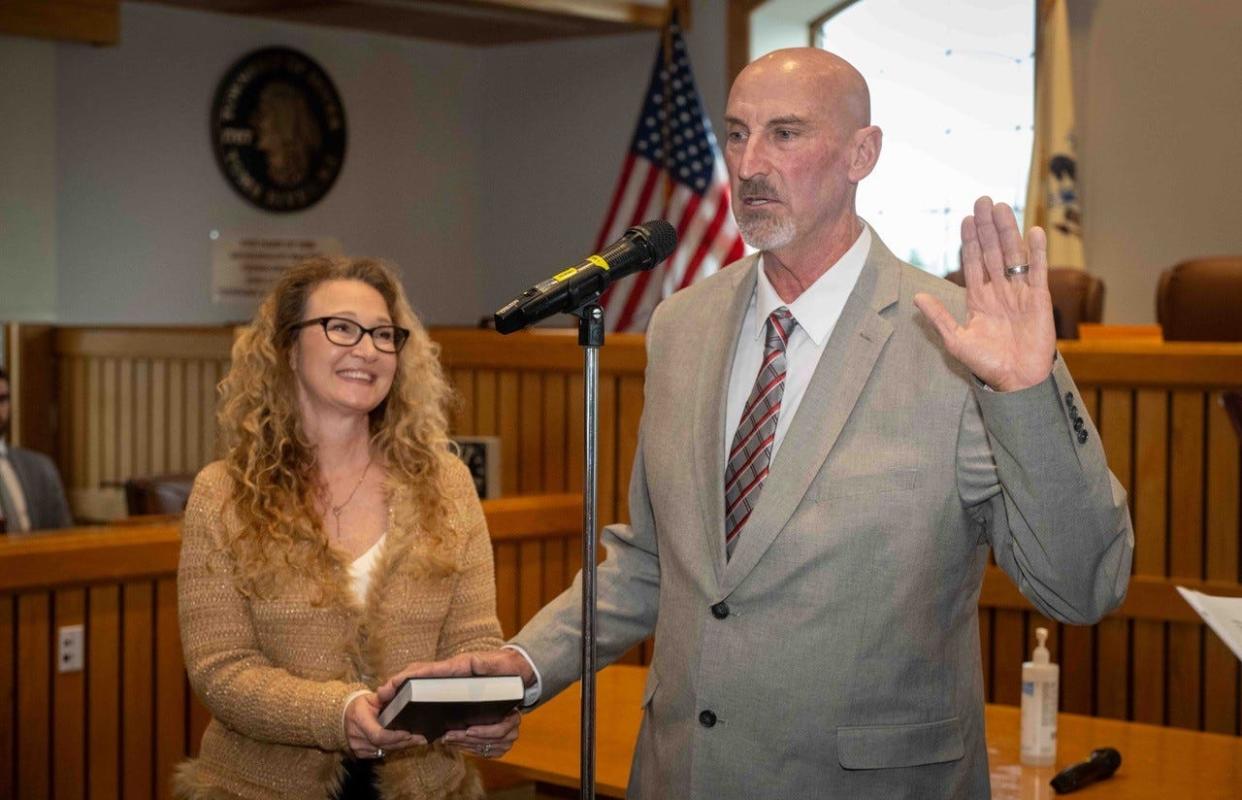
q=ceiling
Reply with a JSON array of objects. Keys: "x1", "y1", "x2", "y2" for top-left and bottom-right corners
[{"x1": 142, "y1": 0, "x2": 669, "y2": 45}]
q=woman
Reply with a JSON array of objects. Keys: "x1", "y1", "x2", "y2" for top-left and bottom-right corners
[{"x1": 175, "y1": 257, "x2": 516, "y2": 799}]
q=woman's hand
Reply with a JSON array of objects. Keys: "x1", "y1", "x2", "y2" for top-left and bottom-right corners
[
  {"x1": 442, "y1": 709, "x2": 521, "y2": 759},
  {"x1": 344, "y1": 692, "x2": 425, "y2": 759}
]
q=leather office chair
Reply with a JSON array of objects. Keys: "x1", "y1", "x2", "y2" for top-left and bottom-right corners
[
  {"x1": 943, "y1": 267, "x2": 1104, "y2": 339},
  {"x1": 1223, "y1": 392, "x2": 1242, "y2": 442},
  {"x1": 123, "y1": 473, "x2": 196, "y2": 516},
  {"x1": 1157, "y1": 257, "x2": 1242, "y2": 341}
]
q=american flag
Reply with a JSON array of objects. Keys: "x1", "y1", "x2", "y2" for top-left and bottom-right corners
[{"x1": 597, "y1": 19, "x2": 744, "y2": 332}]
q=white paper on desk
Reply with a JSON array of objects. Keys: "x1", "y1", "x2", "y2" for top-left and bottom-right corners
[{"x1": 1177, "y1": 586, "x2": 1242, "y2": 662}]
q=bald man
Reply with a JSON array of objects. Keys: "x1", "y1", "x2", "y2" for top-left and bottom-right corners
[{"x1": 383, "y1": 49, "x2": 1133, "y2": 798}]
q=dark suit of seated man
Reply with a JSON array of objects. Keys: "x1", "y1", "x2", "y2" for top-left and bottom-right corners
[{"x1": 0, "y1": 367, "x2": 72, "y2": 532}]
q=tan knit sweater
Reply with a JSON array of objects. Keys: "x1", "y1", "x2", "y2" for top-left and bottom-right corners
[{"x1": 174, "y1": 458, "x2": 503, "y2": 800}]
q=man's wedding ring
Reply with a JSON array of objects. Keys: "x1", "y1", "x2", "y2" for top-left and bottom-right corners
[
  {"x1": 1003, "y1": 263, "x2": 1030, "y2": 279},
  {"x1": 375, "y1": 748, "x2": 385, "y2": 759}
]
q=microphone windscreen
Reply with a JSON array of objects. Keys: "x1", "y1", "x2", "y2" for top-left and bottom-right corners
[{"x1": 637, "y1": 220, "x2": 678, "y2": 261}]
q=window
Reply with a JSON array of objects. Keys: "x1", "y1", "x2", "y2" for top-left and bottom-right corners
[{"x1": 818, "y1": 1, "x2": 1034, "y2": 275}]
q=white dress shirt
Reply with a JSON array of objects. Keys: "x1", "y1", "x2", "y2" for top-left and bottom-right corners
[{"x1": 724, "y1": 226, "x2": 871, "y2": 465}]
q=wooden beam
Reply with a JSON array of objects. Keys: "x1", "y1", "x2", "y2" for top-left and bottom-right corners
[
  {"x1": 0, "y1": 494, "x2": 583, "y2": 591},
  {"x1": 980, "y1": 565, "x2": 1242, "y2": 624},
  {"x1": 0, "y1": 0, "x2": 119, "y2": 45},
  {"x1": 727, "y1": 0, "x2": 769, "y2": 84}
]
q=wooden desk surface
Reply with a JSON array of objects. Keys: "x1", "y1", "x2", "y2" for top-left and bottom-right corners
[{"x1": 497, "y1": 666, "x2": 1242, "y2": 799}]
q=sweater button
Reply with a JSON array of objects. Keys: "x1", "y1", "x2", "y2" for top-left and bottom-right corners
[
  {"x1": 699, "y1": 710, "x2": 717, "y2": 728},
  {"x1": 711, "y1": 602, "x2": 730, "y2": 619}
]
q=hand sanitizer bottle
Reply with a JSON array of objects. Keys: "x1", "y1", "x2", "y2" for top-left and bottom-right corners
[{"x1": 1020, "y1": 627, "x2": 1059, "y2": 766}]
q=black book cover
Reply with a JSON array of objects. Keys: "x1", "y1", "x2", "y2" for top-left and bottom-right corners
[{"x1": 378, "y1": 676, "x2": 523, "y2": 741}]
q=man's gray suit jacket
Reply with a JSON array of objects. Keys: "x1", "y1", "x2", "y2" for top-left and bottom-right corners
[
  {"x1": 7, "y1": 446, "x2": 73, "y2": 531},
  {"x1": 512, "y1": 232, "x2": 1135, "y2": 799}
]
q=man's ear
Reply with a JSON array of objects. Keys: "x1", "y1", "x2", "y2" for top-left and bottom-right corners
[{"x1": 848, "y1": 125, "x2": 882, "y2": 183}]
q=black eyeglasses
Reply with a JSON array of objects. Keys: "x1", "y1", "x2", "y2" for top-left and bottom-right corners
[{"x1": 290, "y1": 316, "x2": 410, "y2": 353}]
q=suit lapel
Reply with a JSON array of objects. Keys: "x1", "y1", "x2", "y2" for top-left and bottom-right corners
[
  {"x1": 690, "y1": 256, "x2": 758, "y2": 585},
  {"x1": 722, "y1": 232, "x2": 902, "y2": 593}
]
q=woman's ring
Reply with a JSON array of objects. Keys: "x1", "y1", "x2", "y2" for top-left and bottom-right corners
[
  {"x1": 375, "y1": 748, "x2": 385, "y2": 759},
  {"x1": 1004, "y1": 263, "x2": 1030, "y2": 279},
  {"x1": 483, "y1": 743, "x2": 493, "y2": 757}
]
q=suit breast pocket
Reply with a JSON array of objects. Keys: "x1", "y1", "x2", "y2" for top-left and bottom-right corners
[
  {"x1": 837, "y1": 716, "x2": 964, "y2": 770},
  {"x1": 813, "y1": 468, "x2": 921, "y2": 501}
]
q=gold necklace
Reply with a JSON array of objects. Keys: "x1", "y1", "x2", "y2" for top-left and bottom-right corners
[{"x1": 327, "y1": 457, "x2": 373, "y2": 538}]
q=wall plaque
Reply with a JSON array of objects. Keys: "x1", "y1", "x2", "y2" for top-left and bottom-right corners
[{"x1": 211, "y1": 47, "x2": 347, "y2": 213}]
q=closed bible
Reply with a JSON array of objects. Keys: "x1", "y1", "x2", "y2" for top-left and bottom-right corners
[{"x1": 378, "y1": 675, "x2": 524, "y2": 740}]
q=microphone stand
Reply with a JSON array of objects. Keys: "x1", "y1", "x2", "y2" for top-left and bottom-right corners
[{"x1": 572, "y1": 302, "x2": 603, "y2": 800}]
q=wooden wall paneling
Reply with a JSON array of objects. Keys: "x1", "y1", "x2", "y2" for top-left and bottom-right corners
[
  {"x1": 615, "y1": 375, "x2": 644, "y2": 527},
  {"x1": 134, "y1": 360, "x2": 151, "y2": 478},
  {"x1": 73, "y1": 357, "x2": 88, "y2": 491},
  {"x1": 519, "y1": 372, "x2": 543, "y2": 494},
  {"x1": 1203, "y1": 392, "x2": 1240, "y2": 734},
  {"x1": 168, "y1": 361, "x2": 186, "y2": 473},
  {"x1": 991, "y1": 609, "x2": 1024, "y2": 706},
  {"x1": 203, "y1": 361, "x2": 223, "y2": 464},
  {"x1": 118, "y1": 359, "x2": 135, "y2": 481},
  {"x1": 184, "y1": 360, "x2": 203, "y2": 470},
  {"x1": 0, "y1": 595, "x2": 13, "y2": 798},
  {"x1": 53, "y1": 589, "x2": 86, "y2": 800},
  {"x1": 121, "y1": 582, "x2": 154, "y2": 800},
  {"x1": 1059, "y1": 387, "x2": 1097, "y2": 714},
  {"x1": 498, "y1": 372, "x2": 520, "y2": 496},
  {"x1": 494, "y1": 542, "x2": 519, "y2": 639},
  {"x1": 1095, "y1": 388, "x2": 1131, "y2": 720},
  {"x1": 1130, "y1": 389, "x2": 1166, "y2": 723},
  {"x1": 542, "y1": 374, "x2": 567, "y2": 492},
  {"x1": 101, "y1": 358, "x2": 118, "y2": 488},
  {"x1": 155, "y1": 577, "x2": 185, "y2": 800},
  {"x1": 474, "y1": 371, "x2": 498, "y2": 437},
  {"x1": 88, "y1": 585, "x2": 121, "y2": 800},
  {"x1": 16, "y1": 592, "x2": 51, "y2": 798},
  {"x1": 150, "y1": 361, "x2": 168, "y2": 474},
  {"x1": 518, "y1": 539, "x2": 544, "y2": 629},
  {"x1": 452, "y1": 369, "x2": 476, "y2": 436},
  {"x1": 1166, "y1": 391, "x2": 1205, "y2": 730},
  {"x1": 541, "y1": 535, "x2": 568, "y2": 608},
  {"x1": 87, "y1": 358, "x2": 103, "y2": 498},
  {"x1": 0, "y1": 0, "x2": 121, "y2": 46}
]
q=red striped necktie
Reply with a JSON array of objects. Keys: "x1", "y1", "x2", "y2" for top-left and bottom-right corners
[{"x1": 724, "y1": 307, "x2": 795, "y2": 559}]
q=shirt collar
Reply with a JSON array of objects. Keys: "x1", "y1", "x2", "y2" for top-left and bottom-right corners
[{"x1": 751, "y1": 225, "x2": 872, "y2": 346}]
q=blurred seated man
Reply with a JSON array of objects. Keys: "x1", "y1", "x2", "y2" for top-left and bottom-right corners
[{"x1": 0, "y1": 366, "x2": 72, "y2": 532}]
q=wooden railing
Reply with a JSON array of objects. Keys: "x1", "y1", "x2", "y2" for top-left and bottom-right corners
[
  {"x1": 0, "y1": 494, "x2": 581, "y2": 800},
  {"x1": 11, "y1": 324, "x2": 1242, "y2": 735}
]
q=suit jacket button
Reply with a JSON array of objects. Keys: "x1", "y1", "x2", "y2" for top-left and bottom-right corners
[
  {"x1": 1077, "y1": 429, "x2": 1089, "y2": 444},
  {"x1": 699, "y1": 710, "x2": 717, "y2": 728},
  {"x1": 1073, "y1": 417, "x2": 1085, "y2": 431},
  {"x1": 1065, "y1": 392, "x2": 1075, "y2": 405},
  {"x1": 711, "y1": 602, "x2": 730, "y2": 619}
]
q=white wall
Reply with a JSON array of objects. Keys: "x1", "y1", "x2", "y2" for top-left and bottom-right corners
[
  {"x1": 0, "y1": 36, "x2": 58, "y2": 321},
  {"x1": 475, "y1": 0, "x2": 726, "y2": 314},
  {"x1": 52, "y1": 3, "x2": 486, "y2": 326},
  {"x1": 1069, "y1": 0, "x2": 1242, "y2": 324}
]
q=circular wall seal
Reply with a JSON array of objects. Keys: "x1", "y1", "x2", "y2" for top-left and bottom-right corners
[{"x1": 211, "y1": 47, "x2": 347, "y2": 213}]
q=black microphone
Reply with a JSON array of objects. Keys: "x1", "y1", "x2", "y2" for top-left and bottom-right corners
[
  {"x1": 1050, "y1": 747, "x2": 1121, "y2": 794},
  {"x1": 493, "y1": 221, "x2": 678, "y2": 334}
]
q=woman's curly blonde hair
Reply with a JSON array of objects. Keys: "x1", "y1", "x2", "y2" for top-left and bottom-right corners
[{"x1": 217, "y1": 256, "x2": 456, "y2": 595}]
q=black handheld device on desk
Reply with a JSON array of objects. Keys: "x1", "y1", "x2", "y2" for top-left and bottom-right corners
[{"x1": 1051, "y1": 747, "x2": 1122, "y2": 794}]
